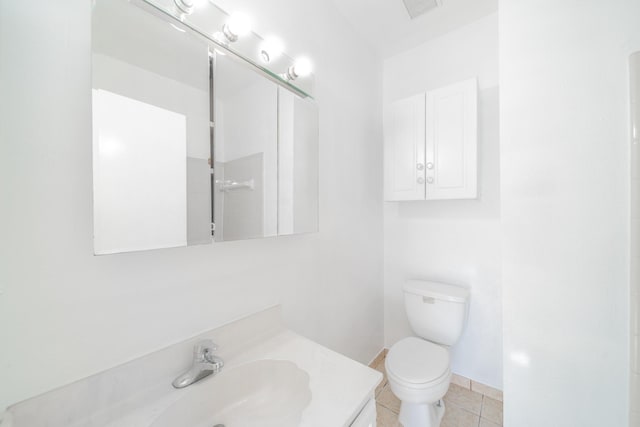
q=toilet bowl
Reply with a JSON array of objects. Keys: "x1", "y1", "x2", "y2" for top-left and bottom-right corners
[
  {"x1": 386, "y1": 337, "x2": 451, "y2": 426},
  {"x1": 386, "y1": 280, "x2": 469, "y2": 427}
]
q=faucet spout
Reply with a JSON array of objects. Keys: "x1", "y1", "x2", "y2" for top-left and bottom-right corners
[{"x1": 172, "y1": 339, "x2": 224, "y2": 389}]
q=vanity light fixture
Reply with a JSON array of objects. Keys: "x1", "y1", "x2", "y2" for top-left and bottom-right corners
[
  {"x1": 212, "y1": 31, "x2": 228, "y2": 46},
  {"x1": 222, "y1": 12, "x2": 252, "y2": 42},
  {"x1": 260, "y1": 37, "x2": 284, "y2": 63},
  {"x1": 173, "y1": 0, "x2": 195, "y2": 15},
  {"x1": 154, "y1": 0, "x2": 315, "y2": 95},
  {"x1": 173, "y1": 0, "x2": 208, "y2": 15},
  {"x1": 284, "y1": 57, "x2": 312, "y2": 81}
]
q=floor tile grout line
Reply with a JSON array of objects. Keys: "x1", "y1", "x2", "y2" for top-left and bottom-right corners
[
  {"x1": 445, "y1": 399, "x2": 481, "y2": 415},
  {"x1": 378, "y1": 401, "x2": 399, "y2": 415}
]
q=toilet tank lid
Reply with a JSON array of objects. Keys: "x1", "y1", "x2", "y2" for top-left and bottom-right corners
[{"x1": 403, "y1": 280, "x2": 469, "y2": 303}]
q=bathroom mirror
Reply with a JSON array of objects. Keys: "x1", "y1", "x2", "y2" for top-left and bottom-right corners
[
  {"x1": 276, "y1": 87, "x2": 319, "y2": 236},
  {"x1": 212, "y1": 53, "x2": 278, "y2": 241},
  {"x1": 92, "y1": 0, "x2": 211, "y2": 254},
  {"x1": 91, "y1": 0, "x2": 318, "y2": 253},
  {"x1": 212, "y1": 54, "x2": 319, "y2": 241}
]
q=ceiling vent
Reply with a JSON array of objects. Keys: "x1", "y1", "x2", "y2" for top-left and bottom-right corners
[{"x1": 402, "y1": 0, "x2": 442, "y2": 19}]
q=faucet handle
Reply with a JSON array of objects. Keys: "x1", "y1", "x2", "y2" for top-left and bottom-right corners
[{"x1": 193, "y1": 339, "x2": 218, "y2": 359}]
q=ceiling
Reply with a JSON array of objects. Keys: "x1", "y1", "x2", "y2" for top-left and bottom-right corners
[{"x1": 330, "y1": 0, "x2": 498, "y2": 57}]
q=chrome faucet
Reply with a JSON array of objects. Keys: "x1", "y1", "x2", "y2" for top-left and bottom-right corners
[{"x1": 172, "y1": 339, "x2": 224, "y2": 389}]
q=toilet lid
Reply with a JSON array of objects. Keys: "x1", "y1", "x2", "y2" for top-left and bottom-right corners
[{"x1": 386, "y1": 337, "x2": 449, "y2": 385}]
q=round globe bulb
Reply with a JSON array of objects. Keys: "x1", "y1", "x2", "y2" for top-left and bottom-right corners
[
  {"x1": 260, "y1": 37, "x2": 284, "y2": 63},
  {"x1": 227, "y1": 12, "x2": 251, "y2": 37},
  {"x1": 293, "y1": 57, "x2": 312, "y2": 78}
]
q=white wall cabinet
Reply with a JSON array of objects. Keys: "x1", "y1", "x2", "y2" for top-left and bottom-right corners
[
  {"x1": 384, "y1": 93, "x2": 426, "y2": 201},
  {"x1": 384, "y1": 78, "x2": 477, "y2": 201}
]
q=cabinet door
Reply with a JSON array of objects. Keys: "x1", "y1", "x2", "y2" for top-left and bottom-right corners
[
  {"x1": 425, "y1": 78, "x2": 477, "y2": 200},
  {"x1": 384, "y1": 94, "x2": 426, "y2": 201},
  {"x1": 349, "y1": 396, "x2": 376, "y2": 426}
]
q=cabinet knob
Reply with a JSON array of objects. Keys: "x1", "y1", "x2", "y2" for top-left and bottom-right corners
[
  {"x1": 426, "y1": 177, "x2": 434, "y2": 184},
  {"x1": 417, "y1": 177, "x2": 425, "y2": 184},
  {"x1": 416, "y1": 163, "x2": 425, "y2": 171},
  {"x1": 426, "y1": 162, "x2": 434, "y2": 170}
]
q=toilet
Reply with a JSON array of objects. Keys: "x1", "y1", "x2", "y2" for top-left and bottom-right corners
[{"x1": 385, "y1": 280, "x2": 469, "y2": 427}]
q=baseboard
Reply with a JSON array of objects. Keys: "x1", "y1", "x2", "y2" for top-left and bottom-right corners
[
  {"x1": 451, "y1": 374, "x2": 503, "y2": 402},
  {"x1": 368, "y1": 348, "x2": 388, "y2": 368}
]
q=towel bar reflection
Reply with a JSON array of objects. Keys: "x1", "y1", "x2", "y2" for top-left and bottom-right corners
[{"x1": 217, "y1": 179, "x2": 255, "y2": 192}]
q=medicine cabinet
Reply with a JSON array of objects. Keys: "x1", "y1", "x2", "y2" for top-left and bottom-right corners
[
  {"x1": 212, "y1": 54, "x2": 318, "y2": 242},
  {"x1": 384, "y1": 78, "x2": 477, "y2": 201},
  {"x1": 91, "y1": 0, "x2": 318, "y2": 254}
]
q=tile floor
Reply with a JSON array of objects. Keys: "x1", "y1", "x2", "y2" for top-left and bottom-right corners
[{"x1": 372, "y1": 353, "x2": 503, "y2": 427}]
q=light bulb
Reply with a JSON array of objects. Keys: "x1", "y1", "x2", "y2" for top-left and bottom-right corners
[
  {"x1": 223, "y1": 12, "x2": 251, "y2": 42},
  {"x1": 290, "y1": 57, "x2": 312, "y2": 79},
  {"x1": 173, "y1": 0, "x2": 194, "y2": 15},
  {"x1": 212, "y1": 31, "x2": 228, "y2": 46},
  {"x1": 260, "y1": 37, "x2": 284, "y2": 63}
]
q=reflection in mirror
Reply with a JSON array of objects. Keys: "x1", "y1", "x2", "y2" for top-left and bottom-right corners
[
  {"x1": 92, "y1": 0, "x2": 319, "y2": 252},
  {"x1": 213, "y1": 53, "x2": 278, "y2": 241},
  {"x1": 278, "y1": 88, "x2": 319, "y2": 235},
  {"x1": 92, "y1": 0, "x2": 211, "y2": 254}
]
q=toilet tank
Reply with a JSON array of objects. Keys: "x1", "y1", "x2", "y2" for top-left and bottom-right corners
[{"x1": 403, "y1": 280, "x2": 469, "y2": 346}]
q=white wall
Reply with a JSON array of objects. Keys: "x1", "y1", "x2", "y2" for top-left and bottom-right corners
[
  {"x1": 0, "y1": 0, "x2": 383, "y2": 409},
  {"x1": 501, "y1": 1, "x2": 640, "y2": 426},
  {"x1": 383, "y1": 13, "x2": 502, "y2": 389}
]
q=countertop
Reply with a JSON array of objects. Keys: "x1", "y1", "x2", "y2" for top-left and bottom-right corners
[{"x1": 5, "y1": 306, "x2": 382, "y2": 427}]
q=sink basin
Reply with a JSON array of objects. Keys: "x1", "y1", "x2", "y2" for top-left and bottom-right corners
[{"x1": 151, "y1": 360, "x2": 311, "y2": 427}]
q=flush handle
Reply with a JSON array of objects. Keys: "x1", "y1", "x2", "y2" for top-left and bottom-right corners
[{"x1": 422, "y1": 296, "x2": 435, "y2": 304}]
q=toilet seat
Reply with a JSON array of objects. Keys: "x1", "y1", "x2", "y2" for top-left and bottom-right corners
[{"x1": 386, "y1": 337, "x2": 450, "y2": 387}]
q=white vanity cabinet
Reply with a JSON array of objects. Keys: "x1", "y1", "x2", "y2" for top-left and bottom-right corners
[
  {"x1": 349, "y1": 396, "x2": 377, "y2": 426},
  {"x1": 384, "y1": 78, "x2": 477, "y2": 201}
]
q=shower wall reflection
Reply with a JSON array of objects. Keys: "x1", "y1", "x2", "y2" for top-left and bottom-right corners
[
  {"x1": 213, "y1": 54, "x2": 278, "y2": 241},
  {"x1": 212, "y1": 54, "x2": 318, "y2": 241}
]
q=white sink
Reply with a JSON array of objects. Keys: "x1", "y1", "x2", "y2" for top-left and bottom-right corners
[{"x1": 151, "y1": 360, "x2": 311, "y2": 427}]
